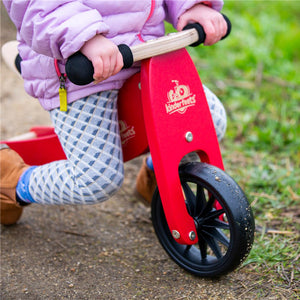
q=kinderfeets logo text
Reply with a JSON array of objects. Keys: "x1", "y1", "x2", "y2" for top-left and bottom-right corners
[
  {"x1": 119, "y1": 120, "x2": 136, "y2": 145},
  {"x1": 165, "y1": 80, "x2": 196, "y2": 115}
]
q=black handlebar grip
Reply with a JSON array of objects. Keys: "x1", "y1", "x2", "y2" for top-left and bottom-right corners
[
  {"x1": 65, "y1": 44, "x2": 133, "y2": 86},
  {"x1": 183, "y1": 14, "x2": 231, "y2": 47},
  {"x1": 65, "y1": 52, "x2": 94, "y2": 85},
  {"x1": 183, "y1": 23, "x2": 206, "y2": 47},
  {"x1": 118, "y1": 44, "x2": 134, "y2": 69}
]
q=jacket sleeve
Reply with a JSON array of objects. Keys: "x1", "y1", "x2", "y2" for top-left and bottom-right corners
[
  {"x1": 164, "y1": 0, "x2": 224, "y2": 28},
  {"x1": 2, "y1": 1, "x2": 109, "y2": 60}
]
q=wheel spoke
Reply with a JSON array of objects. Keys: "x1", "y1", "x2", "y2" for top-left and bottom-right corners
[
  {"x1": 204, "y1": 209, "x2": 225, "y2": 221},
  {"x1": 200, "y1": 194, "x2": 215, "y2": 217},
  {"x1": 195, "y1": 185, "x2": 206, "y2": 216},
  {"x1": 197, "y1": 234, "x2": 208, "y2": 260},
  {"x1": 202, "y1": 231, "x2": 223, "y2": 259},
  {"x1": 182, "y1": 181, "x2": 196, "y2": 216},
  {"x1": 204, "y1": 218, "x2": 230, "y2": 230},
  {"x1": 203, "y1": 227, "x2": 230, "y2": 248}
]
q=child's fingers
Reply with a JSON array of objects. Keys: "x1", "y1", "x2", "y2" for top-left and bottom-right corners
[
  {"x1": 102, "y1": 55, "x2": 113, "y2": 79},
  {"x1": 102, "y1": 49, "x2": 120, "y2": 79},
  {"x1": 177, "y1": 4, "x2": 228, "y2": 46},
  {"x1": 81, "y1": 35, "x2": 123, "y2": 83},
  {"x1": 112, "y1": 51, "x2": 124, "y2": 76},
  {"x1": 92, "y1": 56, "x2": 104, "y2": 82},
  {"x1": 176, "y1": 17, "x2": 187, "y2": 32},
  {"x1": 202, "y1": 21, "x2": 221, "y2": 45},
  {"x1": 203, "y1": 16, "x2": 227, "y2": 45},
  {"x1": 108, "y1": 50, "x2": 119, "y2": 77},
  {"x1": 202, "y1": 21, "x2": 216, "y2": 45},
  {"x1": 93, "y1": 49, "x2": 123, "y2": 83}
]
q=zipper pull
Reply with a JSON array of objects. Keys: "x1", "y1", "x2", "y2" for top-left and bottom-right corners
[
  {"x1": 59, "y1": 74, "x2": 67, "y2": 112},
  {"x1": 54, "y1": 59, "x2": 68, "y2": 112}
]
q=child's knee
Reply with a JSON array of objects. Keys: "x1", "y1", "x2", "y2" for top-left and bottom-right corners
[
  {"x1": 202, "y1": 84, "x2": 227, "y2": 141},
  {"x1": 74, "y1": 164, "x2": 124, "y2": 204},
  {"x1": 99, "y1": 171, "x2": 124, "y2": 200},
  {"x1": 213, "y1": 102, "x2": 227, "y2": 140}
]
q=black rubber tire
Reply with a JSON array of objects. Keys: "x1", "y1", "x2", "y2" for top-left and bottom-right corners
[{"x1": 151, "y1": 162, "x2": 255, "y2": 277}]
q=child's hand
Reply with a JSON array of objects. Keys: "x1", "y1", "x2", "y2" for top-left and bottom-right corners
[
  {"x1": 80, "y1": 35, "x2": 123, "y2": 83},
  {"x1": 177, "y1": 3, "x2": 227, "y2": 46}
]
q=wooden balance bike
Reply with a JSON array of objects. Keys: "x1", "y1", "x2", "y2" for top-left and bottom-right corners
[{"x1": 1, "y1": 16, "x2": 255, "y2": 277}]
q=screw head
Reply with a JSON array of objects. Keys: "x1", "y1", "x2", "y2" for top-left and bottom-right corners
[
  {"x1": 189, "y1": 231, "x2": 196, "y2": 241},
  {"x1": 172, "y1": 230, "x2": 180, "y2": 239},
  {"x1": 185, "y1": 131, "x2": 193, "y2": 142}
]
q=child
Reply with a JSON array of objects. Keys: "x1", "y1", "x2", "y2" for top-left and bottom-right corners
[{"x1": 1, "y1": 1, "x2": 227, "y2": 225}]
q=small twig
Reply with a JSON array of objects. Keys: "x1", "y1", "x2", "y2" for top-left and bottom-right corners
[
  {"x1": 263, "y1": 74, "x2": 299, "y2": 89},
  {"x1": 238, "y1": 286, "x2": 257, "y2": 299},
  {"x1": 278, "y1": 262, "x2": 290, "y2": 284},
  {"x1": 255, "y1": 225, "x2": 294, "y2": 235},
  {"x1": 255, "y1": 61, "x2": 264, "y2": 88},
  {"x1": 218, "y1": 79, "x2": 255, "y2": 90},
  {"x1": 287, "y1": 186, "x2": 300, "y2": 201},
  {"x1": 289, "y1": 268, "x2": 294, "y2": 287},
  {"x1": 238, "y1": 280, "x2": 248, "y2": 289},
  {"x1": 46, "y1": 238, "x2": 67, "y2": 250},
  {"x1": 265, "y1": 229, "x2": 294, "y2": 235},
  {"x1": 278, "y1": 291, "x2": 288, "y2": 300},
  {"x1": 57, "y1": 230, "x2": 93, "y2": 237},
  {"x1": 250, "y1": 192, "x2": 277, "y2": 201},
  {"x1": 292, "y1": 253, "x2": 300, "y2": 263},
  {"x1": 237, "y1": 278, "x2": 264, "y2": 299}
]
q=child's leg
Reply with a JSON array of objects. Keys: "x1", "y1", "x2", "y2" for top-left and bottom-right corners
[
  {"x1": 24, "y1": 90, "x2": 124, "y2": 205},
  {"x1": 202, "y1": 84, "x2": 227, "y2": 141}
]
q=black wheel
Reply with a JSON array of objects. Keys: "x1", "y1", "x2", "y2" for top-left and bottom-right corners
[{"x1": 151, "y1": 162, "x2": 255, "y2": 277}]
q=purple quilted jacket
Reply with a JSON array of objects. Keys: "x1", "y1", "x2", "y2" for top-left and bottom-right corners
[{"x1": 3, "y1": 0, "x2": 223, "y2": 110}]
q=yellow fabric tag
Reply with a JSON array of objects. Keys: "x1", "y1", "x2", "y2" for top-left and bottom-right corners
[{"x1": 59, "y1": 87, "x2": 67, "y2": 112}]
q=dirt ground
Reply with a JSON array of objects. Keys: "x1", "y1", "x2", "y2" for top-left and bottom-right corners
[{"x1": 0, "y1": 5, "x2": 298, "y2": 300}]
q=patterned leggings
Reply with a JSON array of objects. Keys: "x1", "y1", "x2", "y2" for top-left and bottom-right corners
[{"x1": 28, "y1": 86, "x2": 226, "y2": 205}]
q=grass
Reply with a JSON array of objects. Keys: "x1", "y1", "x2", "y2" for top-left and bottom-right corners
[{"x1": 167, "y1": 0, "x2": 300, "y2": 296}]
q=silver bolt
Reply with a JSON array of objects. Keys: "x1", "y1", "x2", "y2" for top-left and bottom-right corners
[
  {"x1": 138, "y1": 82, "x2": 141, "y2": 90},
  {"x1": 189, "y1": 231, "x2": 196, "y2": 241},
  {"x1": 172, "y1": 230, "x2": 180, "y2": 239},
  {"x1": 185, "y1": 131, "x2": 193, "y2": 142}
]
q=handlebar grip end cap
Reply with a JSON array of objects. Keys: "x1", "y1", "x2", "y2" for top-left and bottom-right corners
[{"x1": 118, "y1": 44, "x2": 134, "y2": 69}]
